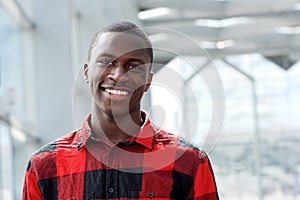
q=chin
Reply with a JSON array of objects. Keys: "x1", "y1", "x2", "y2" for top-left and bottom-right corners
[{"x1": 105, "y1": 107, "x2": 131, "y2": 118}]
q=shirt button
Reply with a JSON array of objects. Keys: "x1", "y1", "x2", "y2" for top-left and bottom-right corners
[
  {"x1": 110, "y1": 150, "x2": 115, "y2": 155},
  {"x1": 108, "y1": 187, "x2": 114, "y2": 193},
  {"x1": 149, "y1": 192, "x2": 154, "y2": 198}
]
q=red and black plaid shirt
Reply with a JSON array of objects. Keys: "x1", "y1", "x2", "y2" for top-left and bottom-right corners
[{"x1": 22, "y1": 111, "x2": 219, "y2": 200}]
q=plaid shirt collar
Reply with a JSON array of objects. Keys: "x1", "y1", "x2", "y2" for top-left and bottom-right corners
[{"x1": 78, "y1": 110, "x2": 156, "y2": 150}]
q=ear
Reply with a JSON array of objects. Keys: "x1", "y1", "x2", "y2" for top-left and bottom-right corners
[
  {"x1": 83, "y1": 63, "x2": 89, "y2": 82},
  {"x1": 144, "y1": 72, "x2": 153, "y2": 92}
]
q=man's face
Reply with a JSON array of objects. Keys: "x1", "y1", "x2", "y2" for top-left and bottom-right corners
[{"x1": 84, "y1": 32, "x2": 153, "y2": 117}]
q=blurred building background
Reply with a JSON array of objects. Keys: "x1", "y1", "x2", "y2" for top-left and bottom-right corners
[{"x1": 0, "y1": 0, "x2": 300, "y2": 199}]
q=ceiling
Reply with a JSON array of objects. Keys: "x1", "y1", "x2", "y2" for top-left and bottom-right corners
[{"x1": 137, "y1": 0, "x2": 300, "y2": 68}]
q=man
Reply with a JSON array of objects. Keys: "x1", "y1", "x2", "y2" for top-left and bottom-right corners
[{"x1": 22, "y1": 21, "x2": 219, "y2": 200}]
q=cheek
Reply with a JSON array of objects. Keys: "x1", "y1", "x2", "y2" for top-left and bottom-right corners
[
  {"x1": 130, "y1": 86, "x2": 147, "y2": 102},
  {"x1": 90, "y1": 67, "x2": 106, "y2": 83},
  {"x1": 132, "y1": 73, "x2": 149, "y2": 85},
  {"x1": 88, "y1": 71, "x2": 102, "y2": 94},
  {"x1": 130, "y1": 76, "x2": 150, "y2": 95}
]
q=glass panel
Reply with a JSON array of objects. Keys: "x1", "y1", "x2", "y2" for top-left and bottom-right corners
[
  {"x1": 219, "y1": 54, "x2": 300, "y2": 199},
  {"x1": 152, "y1": 54, "x2": 300, "y2": 199},
  {"x1": 0, "y1": 4, "x2": 38, "y2": 199},
  {"x1": 0, "y1": 5, "x2": 23, "y2": 115},
  {"x1": 12, "y1": 128, "x2": 39, "y2": 200},
  {"x1": 0, "y1": 121, "x2": 14, "y2": 200},
  {"x1": 288, "y1": 61, "x2": 300, "y2": 131}
]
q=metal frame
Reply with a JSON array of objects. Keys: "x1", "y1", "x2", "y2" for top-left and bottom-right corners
[{"x1": 0, "y1": 0, "x2": 35, "y2": 29}]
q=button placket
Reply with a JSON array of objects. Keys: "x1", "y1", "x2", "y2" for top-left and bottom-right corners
[{"x1": 106, "y1": 146, "x2": 118, "y2": 199}]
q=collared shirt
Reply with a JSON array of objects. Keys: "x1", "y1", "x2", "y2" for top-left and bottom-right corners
[{"x1": 22, "y1": 111, "x2": 219, "y2": 200}]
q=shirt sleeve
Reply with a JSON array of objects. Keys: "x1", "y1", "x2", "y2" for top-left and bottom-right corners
[
  {"x1": 189, "y1": 152, "x2": 220, "y2": 200},
  {"x1": 22, "y1": 161, "x2": 43, "y2": 200}
]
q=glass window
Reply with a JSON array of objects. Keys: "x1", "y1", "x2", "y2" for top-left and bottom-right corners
[
  {"x1": 152, "y1": 54, "x2": 300, "y2": 199},
  {"x1": 0, "y1": 120, "x2": 14, "y2": 199},
  {"x1": 0, "y1": 4, "x2": 40, "y2": 199},
  {"x1": 0, "y1": 5, "x2": 23, "y2": 115}
]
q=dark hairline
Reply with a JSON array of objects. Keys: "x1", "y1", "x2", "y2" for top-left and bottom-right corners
[{"x1": 87, "y1": 21, "x2": 153, "y2": 65}]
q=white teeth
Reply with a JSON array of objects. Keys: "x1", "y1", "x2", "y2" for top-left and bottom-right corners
[{"x1": 105, "y1": 88, "x2": 128, "y2": 96}]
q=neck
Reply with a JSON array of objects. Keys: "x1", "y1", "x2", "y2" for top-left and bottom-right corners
[{"x1": 90, "y1": 106, "x2": 142, "y2": 144}]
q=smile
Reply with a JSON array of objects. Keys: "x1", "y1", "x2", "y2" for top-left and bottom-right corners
[{"x1": 104, "y1": 88, "x2": 129, "y2": 96}]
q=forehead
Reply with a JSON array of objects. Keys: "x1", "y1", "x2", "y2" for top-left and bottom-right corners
[{"x1": 91, "y1": 32, "x2": 151, "y2": 61}]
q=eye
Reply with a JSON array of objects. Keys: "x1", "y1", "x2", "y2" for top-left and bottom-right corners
[
  {"x1": 128, "y1": 64, "x2": 142, "y2": 70},
  {"x1": 97, "y1": 60, "x2": 112, "y2": 67}
]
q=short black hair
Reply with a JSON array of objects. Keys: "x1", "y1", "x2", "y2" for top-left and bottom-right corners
[{"x1": 87, "y1": 21, "x2": 153, "y2": 64}]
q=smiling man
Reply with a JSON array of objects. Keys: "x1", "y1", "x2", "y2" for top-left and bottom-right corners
[
  {"x1": 84, "y1": 29, "x2": 153, "y2": 144},
  {"x1": 22, "y1": 21, "x2": 219, "y2": 200}
]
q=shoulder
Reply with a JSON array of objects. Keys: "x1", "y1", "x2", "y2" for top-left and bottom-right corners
[
  {"x1": 153, "y1": 130, "x2": 211, "y2": 178},
  {"x1": 26, "y1": 131, "x2": 80, "y2": 179},
  {"x1": 29, "y1": 131, "x2": 79, "y2": 165},
  {"x1": 154, "y1": 129, "x2": 209, "y2": 162}
]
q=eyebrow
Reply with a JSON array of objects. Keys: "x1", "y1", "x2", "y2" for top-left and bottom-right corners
[
  {"x1": 96, "y1": 53, "x2": 116, "y2": 59},
  {"x1": 126, "y1": 58, "x2": 146, "y2": 63},
  {"x1": 96, "y1": 53, "x2": 148, "y2": 63}
]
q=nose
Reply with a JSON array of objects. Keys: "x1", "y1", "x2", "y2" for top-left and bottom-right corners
[{"x1": 108, "y1": 64, "x2": 127, "y2": 82}]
